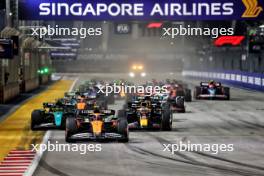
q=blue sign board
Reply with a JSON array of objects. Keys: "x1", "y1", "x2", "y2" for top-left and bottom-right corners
[
  {"x1": 0, "y1": 39, "x2": 14, "y2": 59},
  {"x1": 18, "y1": 0, "x2": 264, "y2": 20},
  {"x1": 50, "y1": 51, "x2": 77, "y2": 59}
]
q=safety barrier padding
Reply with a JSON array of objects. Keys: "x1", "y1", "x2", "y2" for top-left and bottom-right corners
[{"x1": 182, "y1": 70, "x2": 264, "y2": 92}]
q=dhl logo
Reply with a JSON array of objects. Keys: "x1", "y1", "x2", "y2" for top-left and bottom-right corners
[{"x1": 242, "y1": 0, "x2": 263, "y2": 18}]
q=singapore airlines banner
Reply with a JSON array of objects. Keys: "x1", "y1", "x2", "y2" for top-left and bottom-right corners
[{"x1": 19, "y1": 0, "x2": 264, "y2": 20}]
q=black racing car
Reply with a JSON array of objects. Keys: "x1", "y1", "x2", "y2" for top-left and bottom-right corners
[
  {"x1": 125, "y1": 96, "x2": 172, "y2": 130},
  {"x1": 194, "y1": 81, "x2": 230, "y2": 100},
  {"x1": 31, "y1": 101, "x2": 75, "y2": 130}
]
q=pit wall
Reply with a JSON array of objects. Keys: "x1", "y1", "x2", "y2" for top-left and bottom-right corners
[
  {"x1": 24, "y1": 78, "x2": 39, "y2": 92},
  {"x1": 0, "y1": 83, "x2": 20, "y2": 103},
  {"x1": 39, "y1": 75, "x2": 50, "y2": 85},
  {"x1": 182, "y1": 70, "x2": 264, "y2": 92}
]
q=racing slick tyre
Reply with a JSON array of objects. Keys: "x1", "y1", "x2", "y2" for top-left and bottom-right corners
[
  {"x1": 118, "y1": 110, "x2": 127, "y2": 120},
  {"x1": 117, "y1": 119, "x2": 129, "y2": 142},
  {"x1": 223, "y1": 87, "x2": 230, "y2": 100},
  {"x1": 117, "y1": 110, "x2": 129, "y2": 142},
  {"x1": 175, "y1": 96, "x2": 185, "y2": 113},
  {"x1": 60, "y1": 113, "x2": 73, "y2": 130},
  {"x1": 60, "y1": 116, "x2": 66, "y2": 130},
  {"x1": 184, "y1": 89, "x2": 192, "y2": 102},
  {"x1": 31, "y1": 110, "x2": 43, "y2": 130},
  {"x1": 161, "y1": 104, "x2": 172, "y2": 131},
  {"x1": 65, "y1": 117, "x2": 77, "y2": 143},
  {"x1": 194, "y1": 86, "x2": 201, "y2": 99}
]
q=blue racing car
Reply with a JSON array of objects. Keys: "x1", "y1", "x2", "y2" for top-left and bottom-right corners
[
  {"x1": 194, "y1": 81, "x2": 230, "y2": 100},
  {"x1": 31, "y1": 101, "x2": 75, "y2": 130}
]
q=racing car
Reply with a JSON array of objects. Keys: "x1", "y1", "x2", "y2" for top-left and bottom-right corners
[
  {"x1": 165, "y1": 80, "x2": 192, "y2": 102},
  {"x1": 65, "y1": 109, "x2": 129, "y2": 142},
  {"x1": 125, "y1": 96, "x2": 172, "y2": 130},
  {"x1": 129, "y1": 64, "x2": 146, "y2": 78},
  {"x1": 194, "y1": 81, "x2": 230, "y2": 100},
  {"x1": 31, "y1": 101, "x2": 75, "y2": 130}
]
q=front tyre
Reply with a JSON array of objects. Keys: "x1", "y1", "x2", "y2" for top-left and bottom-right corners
[
  {"x1": 31, "y1": 110, "x2": 43, "y2": 131},
  {"x1": 223, "y1": 87, "x2": 230, "y2": 100},
  {"x1": 161, "y1": 105, "x2": 172, "y2": 131},
  {"x1": 65, "y1": 117, "x2": 77, "y2": 143},
  {"x1": 117, "y1": 119, "x2": 129, "y2": 142},
  {"x1": 184, "y1": 89, "x2": 192, "y2": 102}
]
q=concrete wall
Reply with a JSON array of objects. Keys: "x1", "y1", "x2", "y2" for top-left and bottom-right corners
[
  {"x1": 183, "y1": 47, "x2": 264, "y2": 92},
  {"x1": 39, "y1": 51, "x2": 52, "y2": 85},
  {"x1": 184, "y1": 47, "x2": 264, "y2": 73},
  {"x1": 20, "y1": 49, "x2": 40, "y2": 92}
]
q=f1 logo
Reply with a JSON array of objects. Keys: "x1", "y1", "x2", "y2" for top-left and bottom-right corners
[
  {"x1": 242, "y1": 0, "x2": 263, "y2": 18},
  {"x1": 214, "y1": 36, "x2": 245, "y2": 46}
]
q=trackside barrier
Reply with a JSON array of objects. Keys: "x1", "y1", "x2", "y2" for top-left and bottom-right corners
[{"x1": 182, "y1": 70, "x2": 264, "y2": 92}]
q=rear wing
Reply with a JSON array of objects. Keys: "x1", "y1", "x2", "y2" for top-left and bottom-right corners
[
  {"x1": 64, "y1": 92, "x2": 76, "y2": 97},
  {"x1": 43, "y1": 102, "x2": 56, "y2": 108},
  {"x1": 127, "y1": 101, "x2": 140, "y2": 108},
  {"x1": 78, "y1": 109, "x2": 115, "y2": 116},
  {"x1": 200, "y1": 82, "x2": 221, "y2": 87}
]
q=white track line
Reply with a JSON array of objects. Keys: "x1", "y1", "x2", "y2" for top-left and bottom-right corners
[{"x1": 23, "y1": 77, "x2": 79, "y2": 176}]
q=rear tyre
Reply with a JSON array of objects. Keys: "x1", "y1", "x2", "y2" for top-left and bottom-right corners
[
  {"x1": 60, "y1": 115, "x2": 66, "y2": 130},
  {"x1": 117, "y1": 119, "x2": 129, "y2": 142},
  {"x1": 175, "y1": 97, "x2": 185, "y2": 113},
  {"x1": 184, "y1": 89, "x2": 192, "y2": 102},
  {"x1": 117, "y1": 110, "x2": 127, "y2": 120},
  {"x1": 65, "y1": 117, "x2": 77, "y2": 143},
  {"x1": 60, "y1": 114, "x2": 73, "y2": 130},
  {"x1": 31, "y1": 110, "x2": 43, "y2": 130},
  {"x1": 223, "y1": 87, "x2": 230, "y2": 100},
  {"x1": 194, "y1": 86, "x2": 201, "y2": 99},
  {"x1": 161, "y1": 104, "x2": 172, "y2": 131},
  {"x1": 117, "y1": 110, "x2": 129, "y2": 142}
]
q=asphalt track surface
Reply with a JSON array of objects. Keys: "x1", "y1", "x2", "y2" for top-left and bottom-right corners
[{"x1": 34, "y1": 73, "x2": 264, "y2": 176}]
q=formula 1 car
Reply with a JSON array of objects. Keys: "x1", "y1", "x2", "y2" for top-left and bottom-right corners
[
  {"x1": 167, "y1": 96, "x2": 185, "y2": 113},
  {"x1": 194, "y1": 81, "x2": 230, "y2": 100},
  {"x1": 125, "y1": 96, "x2": 172, "y2": 130},
  {"x1": 165, "y1": 82, "x2": 192, "y2": 102},
  {"x1": 31, "y1": 102, "x2": 75, "y2": 130},
  {"x1": 65, "y1": 109, "x2": 129, "y2": 142},
  {"x1": 154, "y1": 91, "x2": 185, "y2": 113}
]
